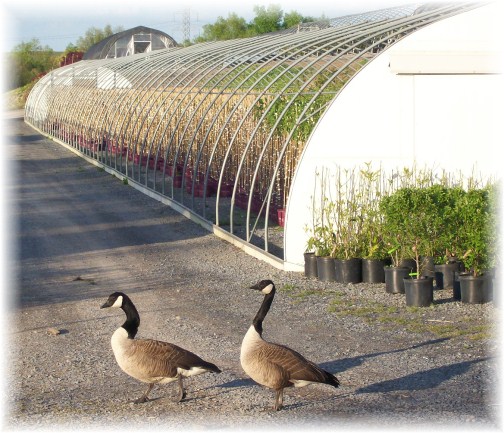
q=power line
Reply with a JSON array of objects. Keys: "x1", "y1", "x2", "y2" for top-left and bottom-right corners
[{"x1": 7, "y1": 33, "x2": 81, "y2": 42}]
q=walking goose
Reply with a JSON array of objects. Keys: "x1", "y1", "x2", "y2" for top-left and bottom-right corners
[
  {"x1": 100, "y1": 291, "x2": 221, "y2": 403},
  {"x1": 240, "y1": 280, "x2": 340, "y2": 410}
]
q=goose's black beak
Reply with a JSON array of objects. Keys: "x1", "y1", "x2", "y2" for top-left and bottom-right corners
[
  {"x1": 249, "y1": 282, "x2": 263, "y2": 291},
  {"x1": 100, "y1": 300, "x2": 113, "y2": 309},
  {"x1": 249, "y1": 280, "x2": 275, "y2": 292}
]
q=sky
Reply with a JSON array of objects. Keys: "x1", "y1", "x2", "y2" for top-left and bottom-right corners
[{"x1": 1, "y1": 0, "x2": 415, "y2": 52}]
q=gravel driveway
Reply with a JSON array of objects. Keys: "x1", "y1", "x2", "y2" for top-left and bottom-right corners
[{"x1": 4, "y1": 114, "x2": 501, "y2": 431}]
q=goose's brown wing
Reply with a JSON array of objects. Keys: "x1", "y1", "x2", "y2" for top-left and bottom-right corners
[
  {"x1": 259, "y1": 341, "x2": 338, "y2": 387},
  {"x1": 128, "y1": 338, "x2": 218, "y2": 378}
]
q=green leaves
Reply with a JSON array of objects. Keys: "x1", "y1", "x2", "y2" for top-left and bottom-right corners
[
  {"x1": 457, "y1": 186, "x2": 498, "y2": 276},
  {"x1": 8, "y1": 38, "x2": 58, "y2": 89},
  {"x1": 380, "y1": 183, "x2": 499, "y2": 277},
  {"x1": 75, "y1": 24, "x2": 123, "y2": 52},
  {"x1": 194, "y1": 6, "x2": 324, "y2": 43},
  {"x1": 308, "y1": 164, "x2": 498, "y2": 277}
]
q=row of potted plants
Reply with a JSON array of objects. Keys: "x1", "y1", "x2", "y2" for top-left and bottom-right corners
[{"x1": 304, "y1": 164, "x2": 499, "y2": 305}]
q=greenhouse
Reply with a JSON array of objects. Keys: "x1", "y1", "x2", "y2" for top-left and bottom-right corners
[
  {"x1": 82, "y1": 26, "x2": 178, "y2": 60},
  {"x1": 24, "y1": 2, "x2": 499, "y2": 271}
]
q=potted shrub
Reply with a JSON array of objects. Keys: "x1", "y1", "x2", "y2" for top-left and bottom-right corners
[
  {"x1": 430, "y1": 186, "x2": 466, "y2": 290},
  {"x1": 435, "y1": 254, "x2": 463, "y2": 292},
  {"x1": 305, "y1": 170, "x2": 337, "y2": 282},
  {"x1": 380, "y1": 190, "x2": 416, "y2": 294},
  {"x1": 309, "y1": 225, "x2": 337, "y2": 282},
  {"x1": 331, "y1": 212, "x2": 363, "y2": 284},
  {"x1": 380, "y1": 186, "x2": 436, "y2": 304},
  {"x1": 328, "y1": 167, "x2": 365, "y2": 284},
  {"x1": 360, "y1": 203, "x2": 387, "y2": 284},
  {"x1": 356, "y1": 163, "x2": 388, "y2": 283},
  {"x1": 305, "y1": 226, "x2": 332, "y2": 280},
  {"x1": 305, "y1": 206, "x2": 337, "y2": 281},
  {"x1": 396, "y1": 187, "x2": 438, "y2": 306},
  {"x1": 403, "y1": 236, "x2": 434, "y2": 307},
  {"x1": 457, "y1": 185, "x2": 498, "y2": 303},
  {"x1": 361, "y1": 235, "x2": 387, "y2": 283}
]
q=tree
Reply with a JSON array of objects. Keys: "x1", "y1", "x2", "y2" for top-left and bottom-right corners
[
  {"x1": 7, "y1": 38, "x2": 58, "y2": 89},
  {"x1": 75, "y1": 24, "x2": 123, "y2": 52},
  {"x1": 250, "y1": 5, "x2": 283, "y2": 35},
  {"x1": 283, "y1": 11, "x2": 321, "y2": 29},
  {"x1": 194, "y1": 13, "x2": 249, "y2": 42},
  {"x1": 193, "y1": 5, "x2": 326, "y2": 43},
  {"x1": 64, "y1": 43, "x2": 80, "y2": 55},
  {"x1": 283, "y1": 11, "x2": 304, "y2": 29}
]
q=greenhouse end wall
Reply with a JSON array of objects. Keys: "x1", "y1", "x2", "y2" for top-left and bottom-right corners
[{"x1": 284, "y1": 3, "x2": 501, "y2": 270}]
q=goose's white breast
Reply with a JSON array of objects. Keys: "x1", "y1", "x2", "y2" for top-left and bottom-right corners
[
  {"x1": 240, "y1": 325, "x2": 262, "y2": 360},
  {"x1": 110, "y1": 327, "x2": 147, "y2": 381}
]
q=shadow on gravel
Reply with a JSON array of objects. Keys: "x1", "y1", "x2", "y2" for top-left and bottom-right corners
[
  {"x1": 217, "y1": 378, "x2": 256, "y2": 388},
  {"x1": 319, "y1": 338, "x2": 450, "y2": 375},
  {"x1": 355, "y1": 357, "x2": 490, "y2": 394}
]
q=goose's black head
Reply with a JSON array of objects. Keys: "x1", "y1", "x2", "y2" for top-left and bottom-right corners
[
  {"x1": 101, "y1": 291, "x2": 139, "y2": 339},
  {"x1": 249, "y1": 280, "x2": 275, "y2": 295},
  {"x1": 100, "y1": 291, "x2": 128, "y2": 309}
]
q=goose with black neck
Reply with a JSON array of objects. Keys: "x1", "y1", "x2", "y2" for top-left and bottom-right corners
[
  {"x1": 100, "y1": 291, "x2": 221, "y2": 404},
  {"x1": 240, "y1": 280, "x2": 340, "y2": 411}
]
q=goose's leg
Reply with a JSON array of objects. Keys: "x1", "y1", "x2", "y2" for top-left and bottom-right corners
[
  {"x1": 177, "y1": 375, "x2": 187, "y2": 402},
  {"x1": 134, "y1": 383, "x2": 154, "y2": 404},
  {"x1": 274, "y1": 388, "x2": 284, "y2": 411}
]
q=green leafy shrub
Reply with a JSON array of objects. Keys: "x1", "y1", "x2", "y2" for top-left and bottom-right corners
[
  {"x1": 307, "y1": 164, "x2": 498, "y2": 277},
  {"x1": 457, "y1": 185, "x2": 499, "y2": 276}
]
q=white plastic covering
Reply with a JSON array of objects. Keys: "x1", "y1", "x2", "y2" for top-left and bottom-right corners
[{"x1": 285, "y1": 3, "x2": 501, "y2": 270}]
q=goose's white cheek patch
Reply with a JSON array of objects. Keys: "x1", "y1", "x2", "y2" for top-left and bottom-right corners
[
  {"x1": 112, "y1": 295, "x2": 123, "y2": 308},
  {"x1": 261, "y1": 284, "x2": 274, "y2": 295}
]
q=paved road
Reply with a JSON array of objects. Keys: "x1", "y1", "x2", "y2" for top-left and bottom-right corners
[{"x1": 4, "y1": 114, "x2": 501, "y2": 431}]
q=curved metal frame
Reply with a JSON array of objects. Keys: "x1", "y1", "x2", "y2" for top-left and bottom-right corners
[{"x1": 25, "y1": 3, "x2": 480, "y2": 262}]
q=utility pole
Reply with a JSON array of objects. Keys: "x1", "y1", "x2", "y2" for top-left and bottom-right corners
[{"x1": 182, "y1": 8, "x2": 190, "y2": 42}]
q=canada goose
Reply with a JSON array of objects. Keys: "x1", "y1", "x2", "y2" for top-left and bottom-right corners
[
  {"x1": 240, "y1": 280, "x2": 340, "y2": 410},
  {"x1": 100, "y1": 291, "x2": 221, "y2": 403}
]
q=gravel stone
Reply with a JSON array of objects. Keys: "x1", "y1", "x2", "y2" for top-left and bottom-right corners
[{"x1": 4, "y1": 116, "x2": 501, "y2": 431}]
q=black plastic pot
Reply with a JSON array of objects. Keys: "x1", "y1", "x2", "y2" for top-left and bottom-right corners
[
  {"x1": 362, "y1": 258, "x2": 385, "y2": 283},
  {"x1": 420, "y1": 256, "x2": 435, "y2": 278},
  {"x1": 434, "y1": 262, "x2": 460, "y2": 290},
  {"x1": 400, "y1": 258, "x2": 417, "y2": 273},
  {"x1": 459, "y1": 274, "x2": 493, "y2": 304},
  {"x1": 453, "y1": 271, "x2": 471, "y2": 300},
  {"x1": 304, "y1": 252, "x2": 318, "y2": 279},
  {"x1": 404, "y1": 276, "x2": 434, "y2": 307},
  {"x1": 316, "y1": 256, "x2": 336, "y2": 282},
  {"x1": 335, "y1": 258, "x2": 362, "y2": 283},
  {"x1": 384, "y1": 266, "x2": 411, "y2": 294}
]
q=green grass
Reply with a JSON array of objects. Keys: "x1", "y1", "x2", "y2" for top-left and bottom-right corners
[
  {"x1": 288, "y1": 285, "x2": 493, "y2": 341},
  {"x1": 283, "y1": 286, "x2": 326, "y2": 304},
  {"x1": 279, "y1": 283, "x2": 296, "y2": 293}
]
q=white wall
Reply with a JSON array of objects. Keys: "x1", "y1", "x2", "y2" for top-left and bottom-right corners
[{"x1": 284, "y1": 3, "x2": 502, "y2": 271}]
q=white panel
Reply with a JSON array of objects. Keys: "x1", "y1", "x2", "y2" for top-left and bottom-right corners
[
  {"x1": 389, "y1": 3, "x2": 501, "y2": 74},
  {"x1": 413, "y1": 74, "x2": 501, "y2": 175},
  {"x1": 390, "y1": 50, "x2": 500, "y2": 74}
]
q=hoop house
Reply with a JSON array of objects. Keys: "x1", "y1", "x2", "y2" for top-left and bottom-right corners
[{"x1": 24, "y1": 3, "x2": 487, "y2": 270}]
